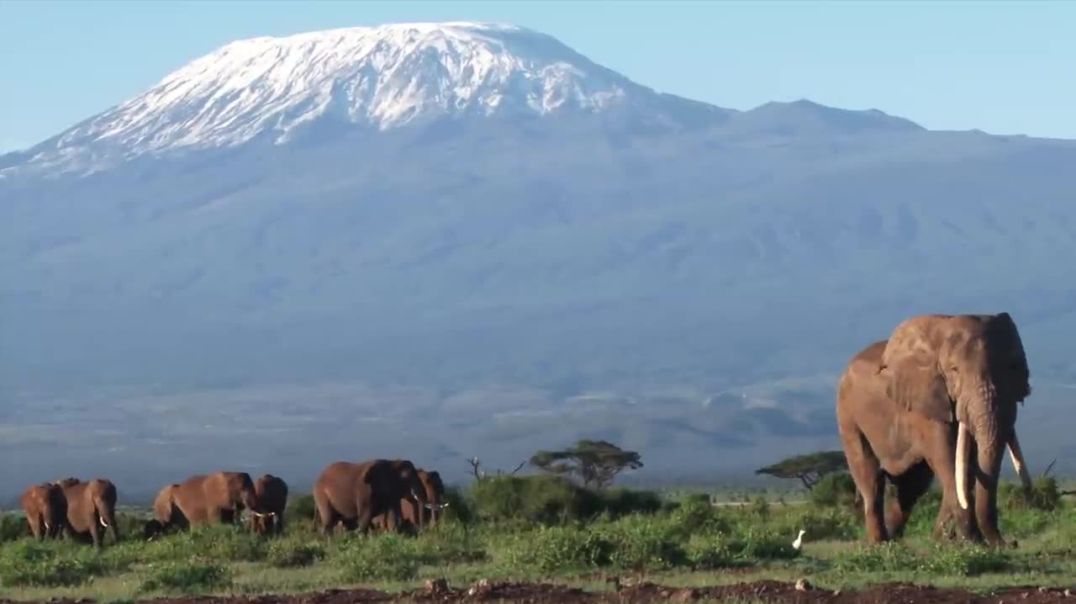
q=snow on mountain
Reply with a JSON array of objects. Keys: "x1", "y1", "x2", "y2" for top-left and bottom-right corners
[{"x1": 13, "y1": 22, "x2": 725, "y2": 175}]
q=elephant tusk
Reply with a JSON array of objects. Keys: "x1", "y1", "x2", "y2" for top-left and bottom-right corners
[
  {"x1": 99, "y1": 516, "x2": 110, "y2": 528},
  {"x1": 1008, "y1": 432, "x2": 1033, "y2": 491},
  {"x1": 955, "y1": 422, "x2": 970, "y2": 511}
]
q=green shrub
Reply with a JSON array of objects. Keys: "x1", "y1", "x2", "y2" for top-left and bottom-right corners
[
  {"x1": 835, "y1": 542, "x2": 1013, "y2": 576},
  {"x1": 0, "y1": 541, "x2": 108, "y2": 587},
  {"x1": 1001, "y1": 477, "x2": 1062, "y2": 512},
  {"x1": 333, "y1": 534, "x2": 420, "y2": 582},
  {"x1": 139, "y1": 525, "x2": 265, "y2": 563},
  {"x1": 494, "y1": 525, "x2": 612, "y2": 573},
  {"x1": 809, "y1": 473, "x2": 858, "y2": 509},
  {"x1": 469, "y1": 475, "x2": 589, "y2": 524},
  {"x1": 440, "y1": 487, "x2": 475, "y2": 524},
  {"x1": 411, "y1": 521, "x2": 487, "y2": 564},
  {"x1": 266, "y1": 538, "x2": 325, "y2": 568},
  {"x1": 140, "y1": 561, "x2": 231, "y2": 593},
  {"x1": 667, "y1": 497, "x2": 731, "y2": 537},
  {"x1": 598, "y1": 515, "x2": 683, "y2": 570},
  {"x1": 285, "y1": 494, "x2": 317, "y2": 529},
  {"x1": 769, "y1": 507, "x2": 859, "y2": 541},
  {"x1": 921, "y1": 544, "x2": 1013, "y2": 576},
  {"x1": 598, "y1": 488, "x2": 663, "y2": 518},
  {"x1": 0, "y1": 514, "x2": 26, "y2": 543}
]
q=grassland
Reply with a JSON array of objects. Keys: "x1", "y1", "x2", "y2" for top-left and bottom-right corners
[{"x1": 0, "y1": 478, "x2": 1073, "y2": 602}]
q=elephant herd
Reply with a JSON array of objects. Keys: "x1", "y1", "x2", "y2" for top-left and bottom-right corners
[
  {"x1": 19, "y1": 458, "x2": 448, "y2": 549},
  {"x1": 17, "y1": 312, "x2": 1037, "y2": 550}
]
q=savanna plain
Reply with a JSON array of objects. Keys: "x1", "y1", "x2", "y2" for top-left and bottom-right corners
[{"x1": 0, "y1": 474, "x2": 1073, "y2": 603}]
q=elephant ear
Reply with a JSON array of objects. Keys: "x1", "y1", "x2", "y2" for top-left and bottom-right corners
[{"x1": 881, "y1": 318, "x2": 953, "y2": 424}]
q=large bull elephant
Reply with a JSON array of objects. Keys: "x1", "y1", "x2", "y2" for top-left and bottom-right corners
[
  {"x1": 152, "y1": 472, "x2": 265, "y2": 529},
  {"x1": 313, "y1": 459, "x2": 427, "y2": 535},
  {"x1": 251, "y1": 474, "x2": 288, "y2": 536},
  {"x1": 56, "y1": 478, "x2": 120, "y2": 548},
  {"x1": 20, "y1": 483, "x2": 67, "y2": 540},
  {"x1": 837, "y1": 313, "x2": 1033, "y2": 545}
]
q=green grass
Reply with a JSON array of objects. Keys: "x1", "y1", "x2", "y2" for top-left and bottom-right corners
[{"x1": 0, "y1": 485, "x2": 1072, "y2": 601}]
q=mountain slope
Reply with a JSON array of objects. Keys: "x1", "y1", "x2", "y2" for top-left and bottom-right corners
[{"x1": 2, "y1": 23, "x2": 1075, "y2": 493}]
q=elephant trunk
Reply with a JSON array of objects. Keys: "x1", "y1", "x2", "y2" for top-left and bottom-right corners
[
  {"x1": 95, "y1": 496, "x2": 120, "y2": 543},
  {"x1": 964, "y1": 385, "x2": 1008, "y2": 545}
]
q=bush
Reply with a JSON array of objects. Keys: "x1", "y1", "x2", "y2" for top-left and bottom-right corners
[
  {"x1": 440, "y1": 487, "x2": 475, "y2": 524},
  {"x1": 598, "y1": 488, "x2": 663, "y2": 518},
  {"x1": 810, "y1": 473, "x2": 858, "y2": 509},
  {"x1": 139, "y1": 525, "x2": 265, "y2": 563},
  {"x1": 494, "y1": 526, "x2": 612, "y2": 573},
  {"x1": 920, "y1": 545, "x2": 1013, "y2": 576},
  {"x1": 467, "y1": 476, "x2": 662, "y2": 524},
  {"x1": 285, "y1": 494, "x2": 317, "y2": 529},
  {"x1": 598, "y1": 515, "x2": 683, "y2": 570},
  {"x1": 0, "y1": 514, "x2": 26, "y2": 543},
  {"x1": 1001, "y1": 477, "x2": 1062, "y2": 512},
  {"x1": 834, "y1": 542, "x2": 1013, "y2": 576},
  {"x1": 667, "y1": 497, "x2": 731, "y2": 537},
  {"x1": 768, "y1": 507, "x2": 859, "y2": 541},
  {"x1": 411, "y1": 521, "x2": 486, "y2": 564},
  {"x1": 469, "y1": 475, "x2": 590, "y2": 524},
  {"x1": 333, "y1": 534, "x2": 421, "y2": 582},
  {"x1": 0, "y1": 541, "x2": 108, "y2": 587},
  {"x1": 140, "y1": 561, "x2": 231, "y2": 593},
  {"x1": 266, "y1": 538, "x2": 325, "y2": 568}
]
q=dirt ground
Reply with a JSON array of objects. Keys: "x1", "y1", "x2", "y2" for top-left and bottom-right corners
[{"x1": 8, "y1": 579, "x2": 1072, "y2": 603}]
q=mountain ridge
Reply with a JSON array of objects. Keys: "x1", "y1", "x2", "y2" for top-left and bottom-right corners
[{"x1": 2, "y1": 22, "x2": 1075, "y2": 491}]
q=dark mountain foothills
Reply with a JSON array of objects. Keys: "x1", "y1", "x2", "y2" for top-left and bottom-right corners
[{"x1": 1, "y1": 24, "x2": 1075, "y2": 494}]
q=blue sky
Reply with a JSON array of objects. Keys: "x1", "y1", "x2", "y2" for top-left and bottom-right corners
[{"x1": 2, "y1": 1, "x2": 1074, "y2": 151}]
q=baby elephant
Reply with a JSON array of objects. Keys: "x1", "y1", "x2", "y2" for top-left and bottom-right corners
[{"x1": 251, "y1": 474, "x2": 288, "y2": 536}]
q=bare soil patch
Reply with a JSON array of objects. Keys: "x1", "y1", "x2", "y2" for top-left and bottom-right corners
[{"x1": 7, "y1": 580, "x2": 1072, "y2": 603}]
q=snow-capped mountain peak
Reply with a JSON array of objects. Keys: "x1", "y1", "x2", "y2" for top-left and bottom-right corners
[{"x1": 23, "y1": 22, "x2": 695, "y2": 173}]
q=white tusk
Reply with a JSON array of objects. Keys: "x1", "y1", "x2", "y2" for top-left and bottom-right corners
[
  {"x1": 99, "y1": 517, "x2": 110, "y2": 528},
  {"x1": 955, "y1": 422, "x2": 970, "y2": 511},
  {"x1": 1008, "y1": 432, "x2": 1032, "y2": 491}
]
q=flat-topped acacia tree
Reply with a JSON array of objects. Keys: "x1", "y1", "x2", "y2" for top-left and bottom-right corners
[
  {"x1": 755, "y1": 451, "x2": 849, "y2": 490},
  {"x1": 530, "y1": 439, "x2": 643, "y2": 489}
]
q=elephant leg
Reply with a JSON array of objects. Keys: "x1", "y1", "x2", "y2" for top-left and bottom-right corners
[
  {"x1": 357, "y1": 508, "x2": 375, "y2": 535},
  {"x1": 886, "y1": 462, "x2": 933, "y2": 539},
  {"x1": 89, "y1": 519, "x2": 103, "y2": 550},
  {"x1": 315, "y1": 499, "x2": 337, "y2": 537},
  {"x1": 923, "y1": 424, "x2": 976, "y2": 542},
  {"x1": 841, "y1": 428, "x2": 888, "y2": 542}
]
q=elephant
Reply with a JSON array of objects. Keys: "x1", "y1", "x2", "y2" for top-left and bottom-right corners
[
  {"x1": 250, "y1": 474, "x2": 288, "y2": 536},
  {"x1": 837, "y1": 313, "x2": 1033, "y2": 545},
  {"x1": 20, "y1": 483, "x2": 67, "y2": 540},
  {"x1": 374, "y1": 467, "x2": 449, "y2": 531},
  {"x1": 313, "y1": 459, "x2": 428, "y2": 535},
  {"x1": 153, "y1": 472, "x2": 265, "y2": 529},
  {"x1": 56, "y1": 477, "x2": 120, "y2": 548}
]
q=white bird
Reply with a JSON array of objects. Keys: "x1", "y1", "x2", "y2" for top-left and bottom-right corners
[{"x1": 792, "y1": 529, "x2": 806, "y2": 551}]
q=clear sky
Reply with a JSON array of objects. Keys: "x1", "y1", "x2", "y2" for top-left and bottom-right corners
[{"x1": 2, "y1": 0, "x2": 1074, "y2": 151}]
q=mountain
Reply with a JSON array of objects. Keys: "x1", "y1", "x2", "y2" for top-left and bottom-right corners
[{"x1": 2, "y1": 23, "x2": 1075, "y2": 498}]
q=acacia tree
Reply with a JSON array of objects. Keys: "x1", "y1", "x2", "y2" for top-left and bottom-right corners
[
  {"x1": 755, "y1": 451, "x2": 848, "y2": 490},
  {"x1": 529, "y1": 439, "x2": 643, "y2": 488}
]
